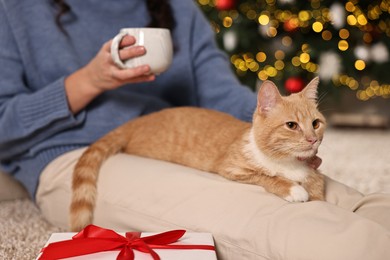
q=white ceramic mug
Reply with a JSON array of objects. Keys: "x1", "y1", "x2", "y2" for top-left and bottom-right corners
[{"x1": 111, "y1": 28, "x2": 173, "y2": 75}]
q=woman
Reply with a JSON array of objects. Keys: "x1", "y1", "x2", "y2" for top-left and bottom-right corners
[{"x1": 0, "y1": 0, "x2": 389, "y2": 259}]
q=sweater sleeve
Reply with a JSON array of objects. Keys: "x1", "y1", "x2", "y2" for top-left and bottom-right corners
[
  {"x1": 188, "y1": 1, "x2": 257, "y2": 122},
  {"x1": 0, "y1": 5, "x2": 85, "y2": 160}
]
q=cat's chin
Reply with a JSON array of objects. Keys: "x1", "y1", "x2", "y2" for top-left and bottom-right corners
[
  {"x1": 296, "y1": 147, "x2": 319, "y2": 161},
  {"x1": 296, "y1": 151, "x2": 317, "y2": 162}
]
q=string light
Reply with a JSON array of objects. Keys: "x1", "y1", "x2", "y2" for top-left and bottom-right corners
[
  {"x1": 357, "y1": 14, "x2": 368, "y2": 25},
  {"x1": 299, "y1": 53, "x2": 310, "y2": 63},
  {"x1": 275, "y1": 60, "x2": 285, "y2": 70},
  {"x1": 198, "y1": 0, "x2": 210, "y2": 6},
  {"x1": 223, "y1": 16, "x2": 233, "y2": 27},
  {"x1": 274, "y1": 50, "x2": 285, "y2": 60},
  {"x1": 298, "y1": 11, "x2": 311, "y2": 21},
  {"x1": 258, "y1": 14, "x2": 270, "y2": 25},
  {"x1": 256, "y1": 52, "x2": 267, "y2": 62},
  {"x1": 322, "y1": 30, "x2": 333, "y2": 40},
  {"x1": 338, "y1": 40, "x2": 349, "y2": 51},
  {"x1": 347, "y1": 15, "x2": 358, "y2": 25},
  {"x1": 292, "y1": 56, "x2": 301, "y2": 67},
  {"x1": 339, "y1": 29, "x2": 350, "y2": 39},
  {"x1": 281, "y1": 36, "x2": 292, "y2": 46},
  {"x1": 354, "y1": 60, "x2": 366, "y2": 70},
  {"x1": 312, "y1": 21, "x2": 323, "y2": 32}
]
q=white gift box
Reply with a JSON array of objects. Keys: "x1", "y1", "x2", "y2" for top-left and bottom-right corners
[{"x1": 37, "y1": 231, "x2": 217, "y2": 260}]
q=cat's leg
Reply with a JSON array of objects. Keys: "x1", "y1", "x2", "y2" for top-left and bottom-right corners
[
  {"x1": 219, "y1": 168, "x2": 309, "y2": 202},
  {"x1": 256, "y1": 174, "x2": 310, "y2": 202},
  {"x1": 301, "y1": 170, "x2": 325, "y2": 201}
]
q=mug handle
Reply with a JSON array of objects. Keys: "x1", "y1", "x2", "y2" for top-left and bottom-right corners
[{"x1": 110, "y1": 31, "x2": 128, "y2": 69}]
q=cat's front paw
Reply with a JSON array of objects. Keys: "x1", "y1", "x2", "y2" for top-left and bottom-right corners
[{"x1": 284, "y1": 185, "x2": 309, "y2": 202}]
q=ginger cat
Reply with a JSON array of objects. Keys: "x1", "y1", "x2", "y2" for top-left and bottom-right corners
[{"x1": 70, "y1": 77, "x2": 326, "y2": 231}]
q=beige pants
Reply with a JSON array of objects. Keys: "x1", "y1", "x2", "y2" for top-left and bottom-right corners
[{"x1": 36, "y1": 148, "x2": 390, "y2": 260}]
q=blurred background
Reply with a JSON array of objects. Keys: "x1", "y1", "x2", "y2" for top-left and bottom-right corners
[{"x1": 197, "y1": 0, "x2": 390, "y2": 128}]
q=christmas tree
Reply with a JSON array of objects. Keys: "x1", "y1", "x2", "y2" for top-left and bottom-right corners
[{"x1": 197, "y1": 0, "x2": 390, "y2": 102}]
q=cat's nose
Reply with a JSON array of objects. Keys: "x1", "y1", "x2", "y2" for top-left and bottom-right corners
[{"x1": 306, "y1": 137, "x2": 318, "y2": 145}]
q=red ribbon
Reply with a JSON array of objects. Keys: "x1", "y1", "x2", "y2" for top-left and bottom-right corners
[{"x1": 39, "y1": 225, "x2": 215, "y2": 260}]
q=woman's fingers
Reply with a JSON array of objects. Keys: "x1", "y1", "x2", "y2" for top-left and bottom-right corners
[
  {"x1": 119, "y1": 46, "x2": 146, "y2": 61},
  {"x1": 111, "y1": 65, "x2": 154, "y2": 82},
  {"x1": 117, "y1": 35, "x2": 144, "y2": 60},
  {"x1": 119, "y1": 35, "x2": 136, "y2": 48},
  {"x1": 102, "y1": 35, "x2": 143, "y2": 61},
  {"x1": 115, "y1": 71, "x2": 155, "y2": 84}
]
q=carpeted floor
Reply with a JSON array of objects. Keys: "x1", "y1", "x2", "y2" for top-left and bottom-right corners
[
  {"x1": 319, "y1": 128, "x2": 390, "y2": 194},
  {"x1": 0, "y1": 128, "x2": 389, "y2": 260},
  {"x1": 0, "y1": 199, "x2": 64, "y2": 260}
]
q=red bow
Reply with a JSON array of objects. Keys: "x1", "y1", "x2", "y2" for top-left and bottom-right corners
[{"x1": 39, "y1": 225, "x2": 215, "y2": 260}]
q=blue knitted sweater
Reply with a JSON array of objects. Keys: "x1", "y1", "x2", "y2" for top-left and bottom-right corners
[{"x1": 0, "y1": 0, "x2": 257, "y2": 197}]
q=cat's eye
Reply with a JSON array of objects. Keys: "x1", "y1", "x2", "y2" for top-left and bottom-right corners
[
  {"x1": 286, "y1": 122, "x2": 298, "y2": 130},
  {"x1": 312, "y1": 119, "x2": 320, "y2": 129}
]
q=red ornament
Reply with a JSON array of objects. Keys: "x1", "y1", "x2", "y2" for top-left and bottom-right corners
[
  {"x1": 216, "y1": 0, "x2": 236, "y2": 10},
  {"x1": 285, "y1": 77, "x2": 305, "y2": 93}
]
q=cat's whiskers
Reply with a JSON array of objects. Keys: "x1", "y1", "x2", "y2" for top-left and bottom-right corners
[{"x1": 317, "y1": 91, "x2": 328, "y2": 107}]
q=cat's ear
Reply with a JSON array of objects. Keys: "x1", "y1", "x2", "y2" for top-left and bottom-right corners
[
  {"x1": 257, "y1": 80, "x2": 282, "y2": 114},
  {"x1": 302, "y1": 77, "x2": 319, "y2": 102}
]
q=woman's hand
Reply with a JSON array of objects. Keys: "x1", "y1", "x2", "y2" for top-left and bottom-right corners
[
  {"x1": 307, "y1": 156, "x2": 322, "y2": 170},
  {"x1": 298, "y1": 155, "x2": 322, "y2": 169},
  {"x1": 65, "y1": 35, "x2": 155, "y2": 114},
  {"x1": 83, "y1": 35, "x2": 156, "y2": 91}
]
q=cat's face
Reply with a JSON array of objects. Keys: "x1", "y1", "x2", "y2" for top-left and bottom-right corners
[{"x1": 253, "y1": 78, "x2": 326, "y2": 161}]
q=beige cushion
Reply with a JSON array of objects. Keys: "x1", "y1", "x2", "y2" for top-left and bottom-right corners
[{"x1": 0, "y1": 170, "x2": 29, "y2": 201}]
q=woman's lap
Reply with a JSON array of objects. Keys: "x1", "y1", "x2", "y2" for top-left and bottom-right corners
[{"x1": 36, "y1": 148, "x2": 390, "y2": 260}]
